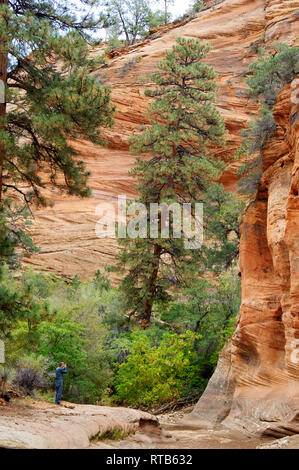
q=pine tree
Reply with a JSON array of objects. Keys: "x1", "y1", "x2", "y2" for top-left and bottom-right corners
[
  {"x1": 114, "y1": 38, "x2": 226, "y2": 328},
  {"x1": 103, "y1": 0, "x2": 164, "y2": 46},
  {"x1": 0, "y1": 0, "x2": 114, "y2": 207},
  {"x1": 237, "y1": 42, "x2": 299, "y2": 196},
  {"x1": 0, "y1": 1, "x2": 115, "y2": 342},
  {"x1": 161, "y1": 0, "x2": 174, "y2": 24}
]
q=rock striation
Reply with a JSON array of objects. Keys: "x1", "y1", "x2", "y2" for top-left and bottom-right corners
[{"x1": 0, "y1": 400, "x2": 158, "y2": 449}]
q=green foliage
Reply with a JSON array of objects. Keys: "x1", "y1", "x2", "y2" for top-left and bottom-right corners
[
  {"x1": 245, "y1": 43, "x2": 299, "y2": 107},
  {"x1": 0, "y1": 200, "x2": 38, "y2": 268},
  {"x1": 239, "y1": 108, "x2": 277, "y2": 156},
  {"x1": 202, "y1": 184, "x2": 245, "y2": 272},
  {"x1": 238, "y1": 43, "x2": 299, "y2": 196},
  {"x1": 0, "y1": 4, "x2": 242, "y2": 410},
  {"x1": 0, "y1": 364, "x2": 16, "y2": 396},
  {"x1": 1, "y1": 1, "x2": 114, "y2": 206},
  {"x1": 146, "y1": 9, "x2": 169, "y2": 29},
  {"x1": 0, "y1": 365, "x2": 15, "y2": 382},
  {"x1": 38, "y1": 316, "x2": 102, "y2": 403},
  {"x1": 102, "y1": 0, "x2": 164, "y2": 46},
  {"x1": 160, "y1": 271, "x2": 240, "y2": 376},
  {"x1": 2, "y1": 263, "x2": 240, "y2": 406},
  {"x1": 131, "y1": 39, "x2": 225, "y2": 173},
  {"x1": 94, "y1": 428, "x2": 131, "y2": 441},
  {"x1": 0, "y1": 265, "x2": 49, "y2": 340},
  {"x1": 105, "y1": 37, "x2": 123, "y2": 53},
  {"x1": 4, "y1": 269, "x2": 119, "y2": 403},
  {"x1": 114, "y1": 330, "x2": 203, "y2": 407},
  {"x1": 192, "y1": 1, "x2": 204, "y2": 13}
]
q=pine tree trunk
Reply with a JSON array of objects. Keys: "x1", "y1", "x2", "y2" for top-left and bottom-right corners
[
  {"x1": 0, "y1": 375, "x2": 8, "y2": 398},
  {"x1": 0, "y1": 0, "x2": 8, "y2": 206},
  {"x1": 164, "y1": 0, "x2": 168, "y2": 24},
  {"x1": 140, "y1": 244, "x2": 162, "y2": 329}
]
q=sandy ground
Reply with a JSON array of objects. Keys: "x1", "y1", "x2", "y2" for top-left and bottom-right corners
[
  {"x1": 91, "y1": 428, "x2": 268, "y2": 450},
  {"x1": 91, "y1": 407, "x2": 272, "y2": 450}
]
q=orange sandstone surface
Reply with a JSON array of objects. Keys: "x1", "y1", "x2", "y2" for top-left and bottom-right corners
[{"x1": 24, "y1": 0, "x2": 298, "y2": 279}]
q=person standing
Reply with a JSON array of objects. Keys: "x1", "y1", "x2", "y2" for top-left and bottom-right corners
[{"x1": 55, "y1": 362, "x2": 67, "y2": 405}]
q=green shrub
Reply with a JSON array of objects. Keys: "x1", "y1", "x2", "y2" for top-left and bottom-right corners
[
  {"x1": 114, "y1": 330, "x2": 203, "y2": 408},
  {"x1": 160, "y1": 272, "x2": 240, "y2": 377},
  {"x1": 192, "y1": 1, "x2": 204, "y2": 13},
  {"x1": 14, "y1": 355, "x2": 48, "y2": 396},
  {"x1": 118, "y1": 57, "x2": 141, "y2": 77},
  {"x1": 105, "y1": 37, "x2": 123, "y2": 53},
  {"x1": 237, "y1": 43, "x2": 298, "y2": 197},
  {"x1": 245, "y1": 42, "x2": 299, "y2": 106}
]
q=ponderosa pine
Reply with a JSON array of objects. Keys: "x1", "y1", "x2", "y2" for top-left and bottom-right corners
[
  {"x1": 0, "y1": 0, "x2": 114, "y2": 207},
  {"x1": 114, "y1": 37, "x2": 226, "y2": 328}
]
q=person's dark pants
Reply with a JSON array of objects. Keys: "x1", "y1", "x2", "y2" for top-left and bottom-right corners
[{"x1": 55, "y1": 381, "x2": 63, "y2": 405}]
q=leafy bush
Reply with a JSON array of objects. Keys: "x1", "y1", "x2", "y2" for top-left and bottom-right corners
[
  {"x1": 160, "y1": 272, "x2": 240, "y2": 377},
  {"x1": 114, "y1": 330, "x2": 204, "y2": 408},
  {"x1": 14, "y1": 355, "x2": 47, "y2": 396},
  {"x1": 0, "y1": 200, "x2": 38, "y2": 269},
  {"x1": 202, "y1": 184, "x2": 245, "y2": 272},
  {"x1": 0, "y1": 265, "x2": 49, "y2": 340},
  {"x1": 105, "y1": 37, "x2": 123, "y2": 53}
]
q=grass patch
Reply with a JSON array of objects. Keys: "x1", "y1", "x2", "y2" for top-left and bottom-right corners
[{"x1": 91, "y1": 428, "x2": 132, "y2": 442}]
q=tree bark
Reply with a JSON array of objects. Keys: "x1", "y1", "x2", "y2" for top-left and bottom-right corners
[
  {"x1": 164, "y1": 0, "x2": 168, "y2": 24},
  {"x1": 140, "y1": 244, "x2": 162, "y2": 329},
  {"x1": 0, "y1": 0, "x2": 8, "y2": 206}
]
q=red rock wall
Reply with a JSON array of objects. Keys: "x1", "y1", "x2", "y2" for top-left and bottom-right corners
[{"x1": 191, "y1": 81, "x2": 299, "y2": 437}]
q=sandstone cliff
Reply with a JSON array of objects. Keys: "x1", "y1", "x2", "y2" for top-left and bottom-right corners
[
  {"x1": 24, "y1": 0, "x2": 298, "y2": 279},
  {"x1": 190, "y1": 79, "x2": 299, "y2": 437}
]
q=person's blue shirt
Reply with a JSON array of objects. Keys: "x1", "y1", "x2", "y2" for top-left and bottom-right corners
[{"x1": 55, "y1": 366, "x2": 67, "y2": 384}]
